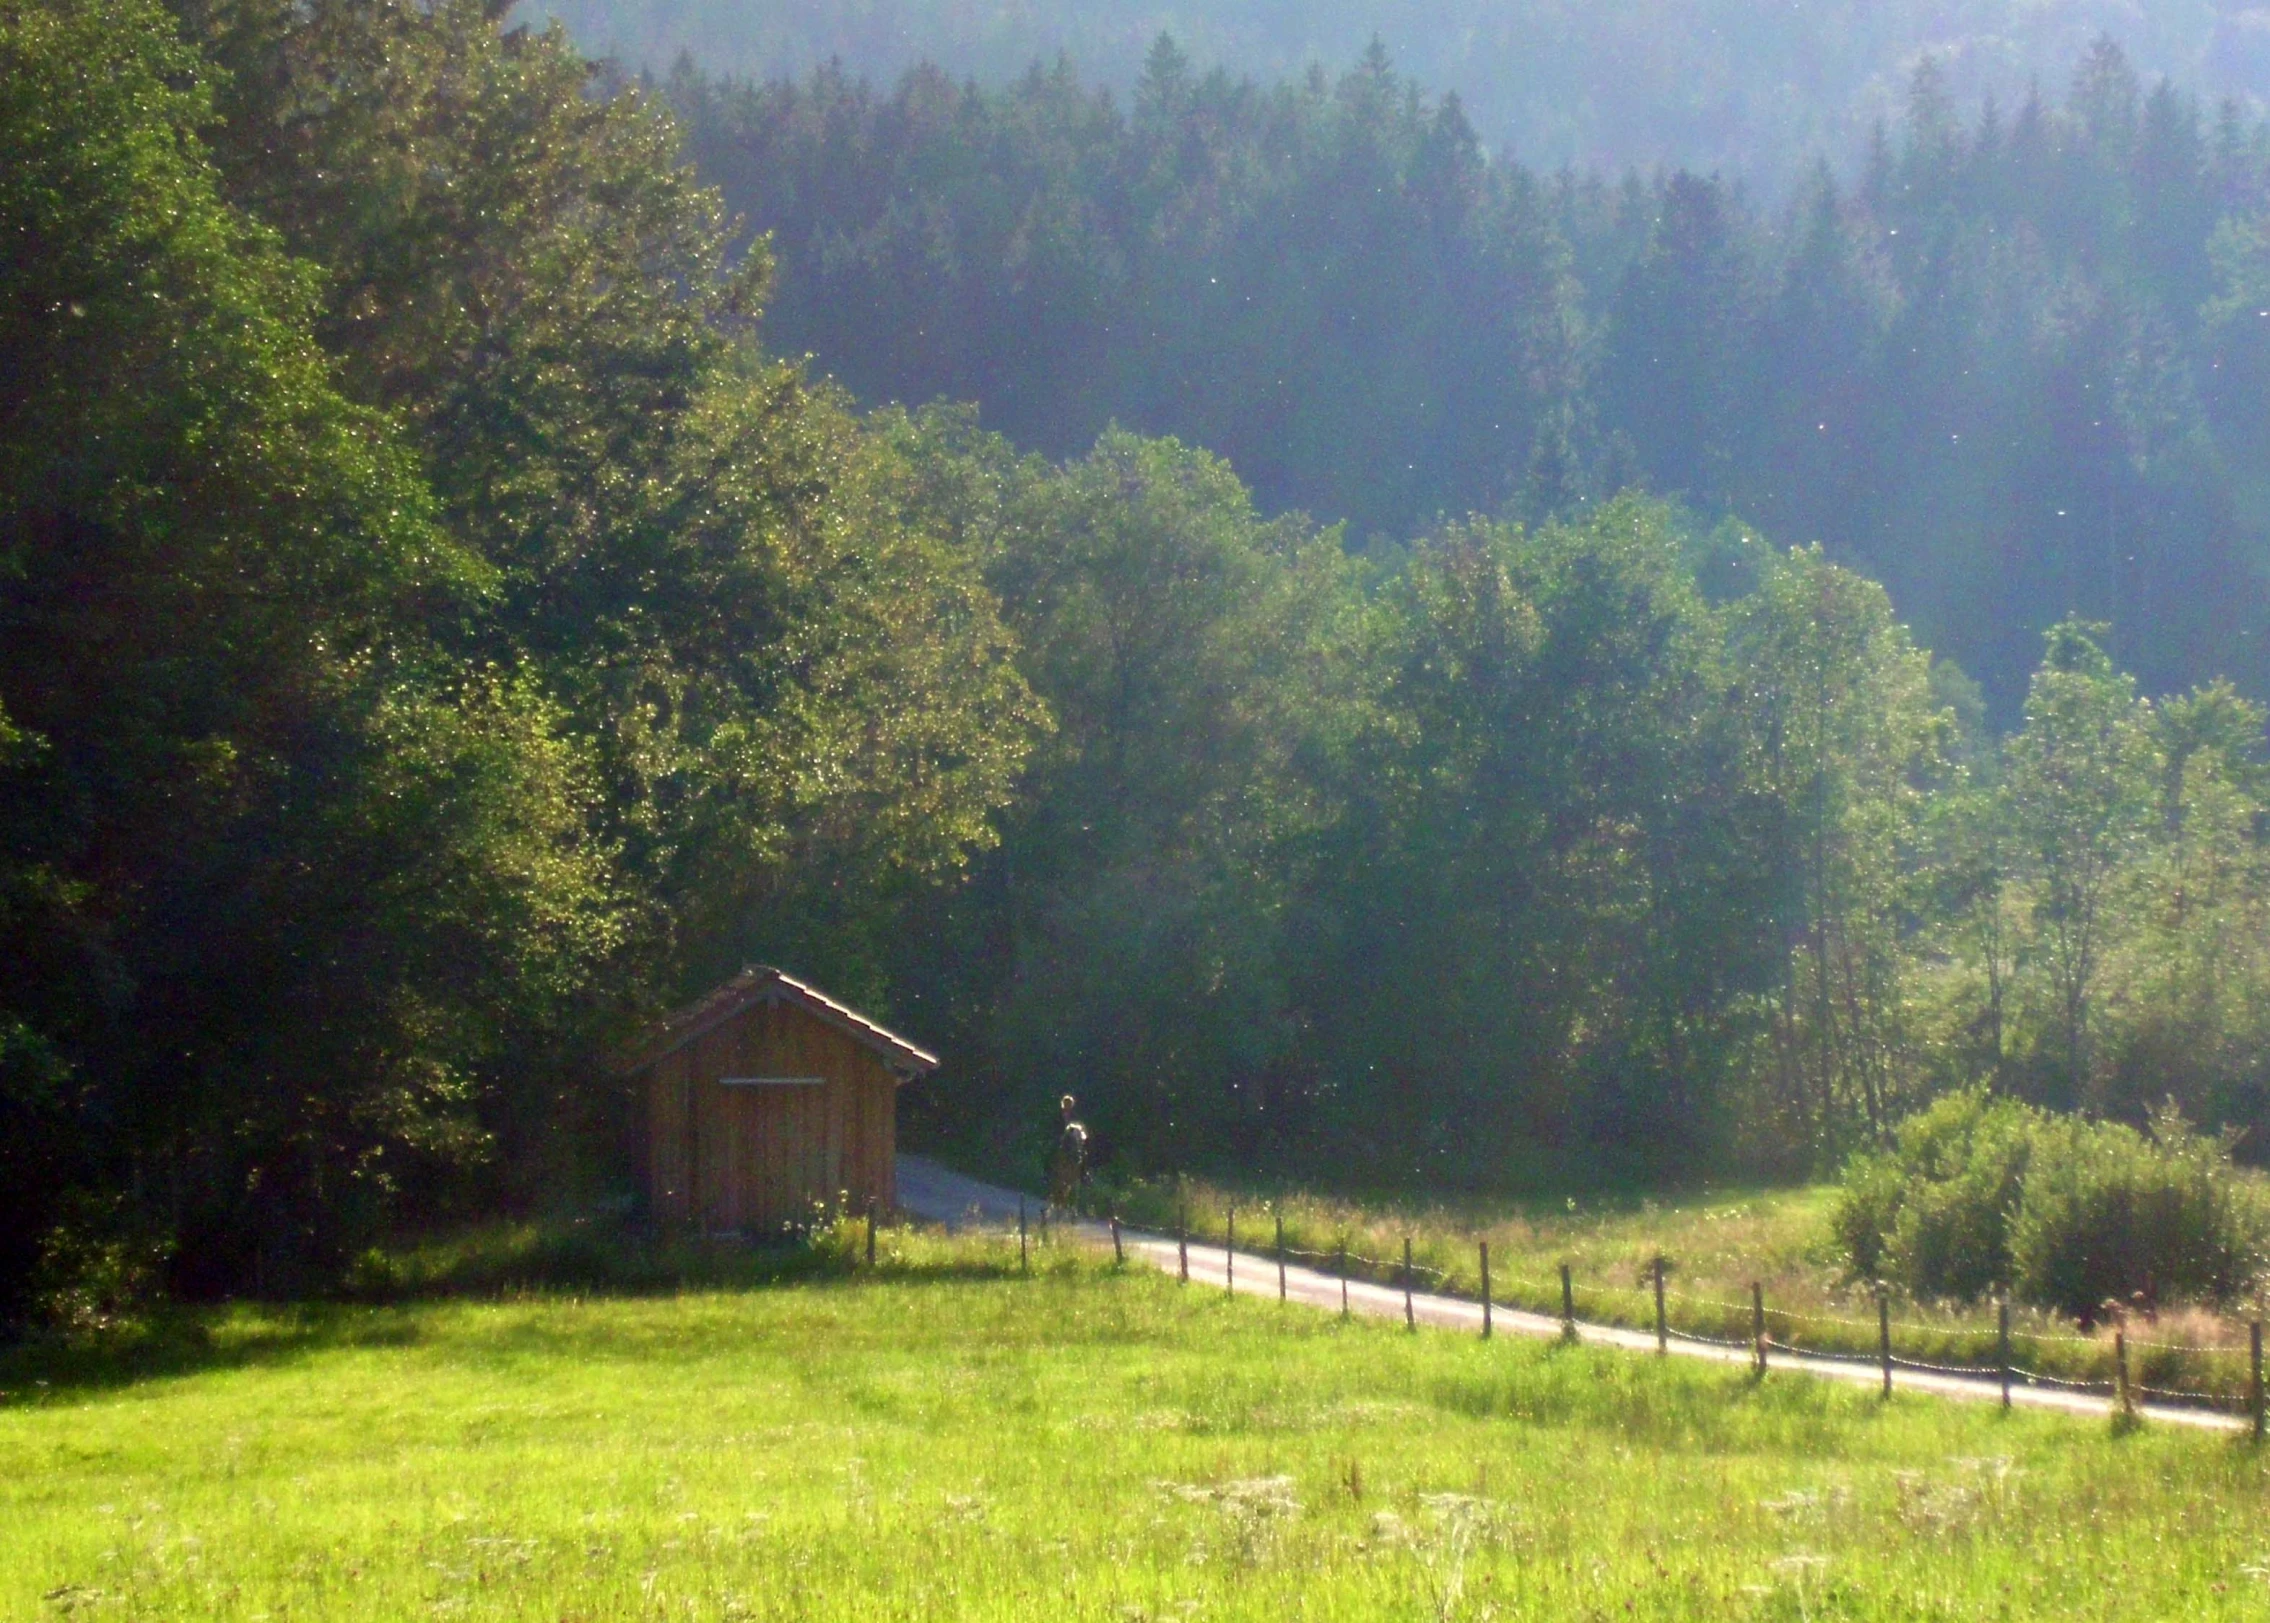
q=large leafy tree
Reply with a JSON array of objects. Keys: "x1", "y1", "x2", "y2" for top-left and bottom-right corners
[
  {"x1": 0, "y1": 0, "x2": 623, "y2": 1296},
  {"x1": 2093, "y1": 682, "x2": 2270, "y2": 1125},
  {"x1": 910, "y1": 428, "x2": 1357, "y2": 1170},
  {"x1": 167, "y1": 0, "x2": 1041, "y2": 989},
  {"x1": 1999, "y1": 621, "x2": 2159, "y2": 1103},
  {"x1": 1306, "y1": 500, "x2": 1777, "y2": 1181},
  {"x1": 3, "y1": 0, "x2": 1041, "y2": 1309},
  {"x1": 1728, "y1": 546, "x2": 1944, "y2": 1156}
]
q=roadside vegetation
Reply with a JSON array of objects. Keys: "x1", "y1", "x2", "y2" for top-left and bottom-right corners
[
  {"x1": 1102, "y1": 1127, "x2": 2270, "y2": 1405},
  {"x1": 11, "y1": 1242, "x2": 2270, "y2": 1621}
]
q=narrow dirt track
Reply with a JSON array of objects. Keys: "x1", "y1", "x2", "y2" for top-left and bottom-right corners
[{"x1": 894, "y1": 1155, "x2": 2245, "y2": 1434}]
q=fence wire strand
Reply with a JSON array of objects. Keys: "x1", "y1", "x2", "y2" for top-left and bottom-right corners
[
  {"x1": 1134, "y1": 1213, "x2": 2261, "y2": 1410},
  {"x1": 1665, "y1": 1326, "x2": 1755, "y2": 1351}
]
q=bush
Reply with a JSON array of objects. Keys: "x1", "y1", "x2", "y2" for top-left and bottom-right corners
[
  {"x1": 1829, "y1": 1151, "x2": 1904, "y2": 1283},
  {"x1": 27, "y1": 1194, "x2": 174, "y2": 1338},
  {"x1": 335, "y1": 1208, "x2": 918, "y2": 1303},
  {"x1": 1834, "y1": 1093, "x2": 2270, "y2": 1317},
  {"x1": 1832, "y1": 1090, "x2": 2036, "y2": 1298},
  {"x1": 2009, "y1": 1107, "x2": 2270, "y2": 1320}
]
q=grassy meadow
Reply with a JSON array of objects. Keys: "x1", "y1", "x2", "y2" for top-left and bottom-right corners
[{"x1": 8, "y1": 1233, "x2": 2270, "y2": 1620}]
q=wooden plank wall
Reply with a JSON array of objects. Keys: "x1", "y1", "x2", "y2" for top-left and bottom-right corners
[{"x1": 643, "y1": 996, "x2": 900, "y2": 1232}]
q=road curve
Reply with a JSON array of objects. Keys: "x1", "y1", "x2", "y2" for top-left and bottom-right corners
[{"x1": 894, "y1": 1155, "x2": 2245, "y2": 1434}]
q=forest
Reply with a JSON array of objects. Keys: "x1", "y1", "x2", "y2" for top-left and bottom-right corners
[
  {"x1": 6, "y1": 0, "x2": 2270, "y2": 1320},
  {"x1": 673, "y1": 37, "x2": 2270, "y2": 716},
  {"x1": 543, "y1": 0, "x2": 2270, "y2": 184}
]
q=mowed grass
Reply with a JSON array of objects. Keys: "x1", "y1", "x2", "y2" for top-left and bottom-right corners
[{"x1": 7, "y1": 1241, "x2": 2270, "y2": 1621}]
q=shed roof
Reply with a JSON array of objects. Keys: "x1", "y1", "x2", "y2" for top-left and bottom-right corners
[{"x1": 613, "y1": 966, "x2": 941, "y2": 1079}]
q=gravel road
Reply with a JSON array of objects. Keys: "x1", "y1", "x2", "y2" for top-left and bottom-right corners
[{"x1": 895, "y1": 1155, "x2": 2243, "y2": 1434}]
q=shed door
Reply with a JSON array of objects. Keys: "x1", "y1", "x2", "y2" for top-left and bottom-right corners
[{"x1": 725, "y1": 1077, "x2": 835, "y2": 1231}]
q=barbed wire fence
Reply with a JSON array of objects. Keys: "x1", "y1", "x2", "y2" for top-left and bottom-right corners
[{"x1": 1053, "y1": 1198, "x2": 2270, "y2": 1437}]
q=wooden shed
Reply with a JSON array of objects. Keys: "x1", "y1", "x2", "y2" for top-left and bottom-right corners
[{"x1": 616, "y1": 966, "x2": 939, "y2": 1233}]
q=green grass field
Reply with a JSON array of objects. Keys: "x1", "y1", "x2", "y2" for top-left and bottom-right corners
[{"x1": 7, "y1": 1237, "x2": 2270, "y2": 1621}]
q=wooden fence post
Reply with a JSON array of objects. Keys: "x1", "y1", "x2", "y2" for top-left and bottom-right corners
[
  {"x1": 1997, "y1": 1296, "x2": 2012, "y2": 1409},
  {"x1": 866, "y1": 1197, "x2": 877, "y2": 1268},
  {"x1": 1178, "y1": 1205, "x2": 1189, "y2": 1284},
  {"x1": 2115, "y1": 1329, "x2": 2132, "y2": 1419},
  {"x1": 1403, "y1": 1237, "x2": 1416, "y2": 1330},
  {"x1": 1751, "y1": 1281, "x2": 1766, "y2": 1377},
  {"x1": 1480, "y1": 1242, "x2": 1492, "y2": 1340},
  {"x1": 1110, "y1": 1214, "x2": 1124, "y2": 1266},
  {"x1": 1018, "y1": 1197, "x2": 1028, "y2": 1274},
  {"x1": 2252, "y1": 1321, "x2": 2264, "y2": 1445},
  {"x1": 1276, "y1": 1212, "x2": 1287, "y2": 1302},
  {"x1": 1226, "y1": 1206, "x2": 1235, "y2": 1296},
  {"x1": 1652, "y1": 1256, "x2": 1667, "y2": 1355},
  {"x1": 1560, "y1": 1262, "x2": 1575, "y2": 1339},
  {"x1": 1878, "y1": 1288, "x2": 1892, "y2": 1400}
]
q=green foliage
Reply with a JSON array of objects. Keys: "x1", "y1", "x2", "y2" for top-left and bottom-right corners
[
  {"x1": 672, "y1": 48, "x2": 1580, "y2": 545},
  {"x1": 334, "y1": 1210, "x2": 911, "y2": 1300},
  {"x1": 0, "y1": 0, "x2": 1036, "y2": 1312},
  {"x1": 0, "y1": 0, "x2": 587, "y2": 1298},
  {"x1": 554, "y1": 0, "x2": 2245, "y2": 192},
  {"x1": 2008, "y1": 1108, "x2": 2270, "y2": 1320},
  {"x1": 1302, "y1": 499, "x2": 1769, "y2": 1181},
  {"x1": 672, "y1": 40, "x2": 2270, "y2": 715},
  {"x1": 1729, "y1": 545, "x2": 1944, "y2": 1162},
  {"x1": 25, "y1": 1192, "x2": 175, "y2": 1340},
  {"x1": 2001, "y1": 622, "x2": 2158, "y2": 1100},
  {"x1": 896, "y1": 427, "x2": 1358, "y2": 1172},
  {"x1": 1832, "y1": 1091, "x2": 2038, "y2": 1298},
  {"x1": 1837, "y1": 1092, "x2": 2270, "y2": 1315},
  {"x1": 172, "y1": 0, "x2": 1044, "y2": 981},
  {"x1": 14, "y1": 0, "x2": 2270, "y2": 1326}
]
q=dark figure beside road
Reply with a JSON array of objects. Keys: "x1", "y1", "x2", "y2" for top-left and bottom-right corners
[{"x1": 1049, "y1": 1095, "x2": 1088, "y2": 1212}]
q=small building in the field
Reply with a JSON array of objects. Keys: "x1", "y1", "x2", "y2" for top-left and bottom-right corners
[{"x1": 615, "y1": 967, "x2": 938, "y2": 1233}]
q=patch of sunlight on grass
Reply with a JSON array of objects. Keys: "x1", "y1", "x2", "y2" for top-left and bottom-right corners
[{"x1": 4, "y1": 1237, "x2": 2268, "y2": 1619}]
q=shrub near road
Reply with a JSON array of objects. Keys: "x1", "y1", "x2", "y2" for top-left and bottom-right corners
[
  {"x1": 1836, "y1": 1091, "x2": 2270, "y2": 1320},
  {"x1": 9, "y1": 1241, "x2": 2270, "y2": 1620}
]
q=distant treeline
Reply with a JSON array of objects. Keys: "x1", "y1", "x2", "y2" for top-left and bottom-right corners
[
  {"x1": 7, "y1": 0, "x2": 2270, "y2": 1320},
  {"x1": 671, "y1": 38, "x2": 2270, "y2": 717},
  {"x1": 541, "y1": 0, "x2": 2263, "y2": 185}
]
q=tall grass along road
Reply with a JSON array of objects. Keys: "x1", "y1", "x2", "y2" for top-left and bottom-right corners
[{"x1": 896, "y1": 1159, "x2": 2248, "y2": 1433}]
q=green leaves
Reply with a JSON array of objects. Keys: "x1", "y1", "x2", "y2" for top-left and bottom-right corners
[
  {"x1": 2000, "y1": 620, "x2": 2158, "y2": 1096},
  {"x1": 1729, "y1": 544, "x2": 1944, "y2": 1157},
  {"x1": 935, "y1": 428, "x2": 1356, "y2": 1165},
  {"x1": 1839, "y1": 1088, "x2": 2270, "y2": 1316},
  {"x1": 0, "y1": 0, "x2": 563, "y2": 1295},
  {"x1": 12, "y1": 0, "x2": 2270, "y2": 1315},
  {"x1": 1, "y1": 0, "x2": 1043, "y2": 1305}
]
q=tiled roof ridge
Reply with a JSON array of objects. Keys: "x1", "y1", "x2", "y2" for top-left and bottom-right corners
[{"x1": 612, "y1": 965, "x2": 940, "y2": 1076}]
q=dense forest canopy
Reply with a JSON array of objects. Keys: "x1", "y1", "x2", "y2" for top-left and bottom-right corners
[
  {"x1": 673, "y1": 38, "x2": 2270, "y2": 720},
  {"x1": 8, "y1": 0, "x2": 2270, "y2": 1322},
  {"x1": 534, "y1": 0, "x2": 2270, "y2": 184},
  {"x1": 1, "y1": 0, "x2": 1039, "y2": 1306}
]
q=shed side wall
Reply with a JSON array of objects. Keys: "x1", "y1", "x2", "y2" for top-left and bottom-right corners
[{"x1": 645, "y1": 995, "x2": 904, "y2": 1231}]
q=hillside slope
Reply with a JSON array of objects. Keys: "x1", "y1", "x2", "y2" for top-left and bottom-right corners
[{"x1": 532, "y1": 0, "x2": 2270, "y2": 180}]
